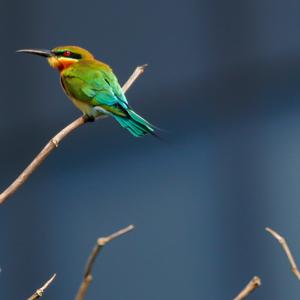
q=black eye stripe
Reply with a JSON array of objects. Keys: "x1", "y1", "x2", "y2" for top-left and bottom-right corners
[{"x1": 52, "y1": 51, "x2": 82, "y2": 59}]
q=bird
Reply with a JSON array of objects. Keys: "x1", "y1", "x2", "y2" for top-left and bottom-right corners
[{"x1": 17, "y1": 46, "x2": 155, "y2": 137}]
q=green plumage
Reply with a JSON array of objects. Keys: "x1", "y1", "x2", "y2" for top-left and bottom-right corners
[{"x1": 61, "y1": 59, "x2": 154, "y2": 137}]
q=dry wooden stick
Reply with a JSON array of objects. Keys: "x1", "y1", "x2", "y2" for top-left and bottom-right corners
[
  {"x1": 0, "y1": 65, "x2": 147, "y2": 205},
  {"x1": 27, "y1": 273, "x2": 56, "y2": 300},
  {"x1": 266, "y1": 227, "x2": 300, "y2": 281},
  {"x1": 233, "y1": 276, "x2": 261, "y2": 300},
  {"x1": 75, "y1": 224, "x2": 134, "y2": 300}
]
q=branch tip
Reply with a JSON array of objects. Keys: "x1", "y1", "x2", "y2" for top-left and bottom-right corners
[
  {"x1": 266, "y1": 226, "x2": 300, "y2": 281},
  {"x1": 234, "y1": 276, "x2": 261, "y2": 300},
  {"x1": 27, "y1": 273, "x2": 56, "y2": 300},
  {"x1": 139, "y1": 64, "x2": 148, "y2": 70}
]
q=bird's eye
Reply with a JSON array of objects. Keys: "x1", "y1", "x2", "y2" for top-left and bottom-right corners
[{"x1": 63, "y1": 51, "x2": 71, "y2": 57}]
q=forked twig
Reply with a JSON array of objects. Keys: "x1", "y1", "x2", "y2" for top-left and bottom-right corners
[
  {"x1": 0, "y1": 65, "x2": 148, "y2": 205},
  {"x1": 266, "y1": 227, "x2": 300, "y2": 281},
  {"x1": 75, "y1": 224, "x2": 135, "y2": 300},
  {"x1": 233, "y1": 276, "x2": 261, "y2": 300},
  {"x1": 27, "y1": 274, "x2": 56, "y2": 300}
]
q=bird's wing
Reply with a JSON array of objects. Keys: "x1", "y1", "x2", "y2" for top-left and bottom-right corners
[{"x1": 62, "y1": 63, "x2": 129, "y2": 116}]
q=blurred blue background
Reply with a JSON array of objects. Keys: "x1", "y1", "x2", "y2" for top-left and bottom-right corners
[{"x1": 1, "y1": 0, "x2": 300, "y2": 299}]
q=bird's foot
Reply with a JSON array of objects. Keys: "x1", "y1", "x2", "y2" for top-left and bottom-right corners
[{"x1": 83, "y1": 115, "x2": 95, "y2": 122}]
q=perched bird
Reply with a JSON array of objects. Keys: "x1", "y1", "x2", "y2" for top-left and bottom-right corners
[{"x1": 17, "y1": 46, "x2": 155, "y2": 137}]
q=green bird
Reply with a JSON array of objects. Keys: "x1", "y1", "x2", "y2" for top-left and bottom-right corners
[{"x1": 17, "y1": 46, "x2": 155, "y2": 137}]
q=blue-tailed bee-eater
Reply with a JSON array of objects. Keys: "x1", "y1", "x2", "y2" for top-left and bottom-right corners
[{"x1": 17, "y1": 46, "x2": 155, "y2": 137}]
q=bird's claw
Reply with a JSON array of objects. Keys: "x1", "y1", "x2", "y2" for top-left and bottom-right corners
[{"x1": 83, "y1": 115, "x2": 95, "y2": 122}]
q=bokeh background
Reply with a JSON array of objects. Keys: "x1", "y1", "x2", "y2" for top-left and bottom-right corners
[{"x1": 1, "y1": 0, "x2": 300, "y2": 299}]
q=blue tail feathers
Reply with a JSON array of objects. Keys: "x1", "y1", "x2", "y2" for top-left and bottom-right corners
[{"x1": 114, "y1": 109, "x2": 155, "y2": 137}]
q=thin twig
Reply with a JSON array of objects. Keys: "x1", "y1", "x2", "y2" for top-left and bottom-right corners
[
  {"x1": 75, "y1": 224, "x2": 134, "y2": 300},
  {"x1": 122, "y1": 64, "x2": 148, "y2": 92},
  {"x1": 27, "y1": 273, "x2": 56, "y2": 300},
  {"x1": 266, "y1": 227, "x2": 300, "y2": 281},
  {"x1": 233, "y1": 276, "x2": 261, "y2": 300},
  {"x1": 0, "y1": 65, "x2": 147, "y2": 205}
]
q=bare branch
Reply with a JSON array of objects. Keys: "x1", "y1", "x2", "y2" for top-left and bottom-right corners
[
  {"x1": 233, "y1": 276, "x2": 261, "y2": 300},
  {"x1": 122, "y1": 64, "x2": 148, "y2": 93},
  {"x1": 0, "y1": 65, "x2": 147, "y2": 205},
  {"x1": 75, "y1": 224, "x2": 134, "y2": 300},
  {"x1": 27, "y1": 274, "x2": 56, "y2": 300},
  {"x1": 266, "y1": 227, "x2": 300, "y2": 281}
]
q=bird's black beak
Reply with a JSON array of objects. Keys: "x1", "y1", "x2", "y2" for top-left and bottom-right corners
[{"x1": 16, "y1": 49, "x2": 53, "y2": 58}]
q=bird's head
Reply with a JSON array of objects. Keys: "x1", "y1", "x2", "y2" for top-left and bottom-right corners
[{"x1": 17, "y1": 46, "x2": 94, "y2": 71}]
